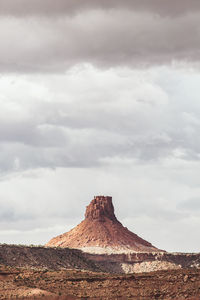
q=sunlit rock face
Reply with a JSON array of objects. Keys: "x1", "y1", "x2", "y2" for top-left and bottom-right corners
[{"x1": 46, "y1": 196, "x2": 162, "y2": 254}]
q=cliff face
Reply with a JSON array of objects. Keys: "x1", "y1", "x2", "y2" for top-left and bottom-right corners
[
  {"x1": 46, "y1": 196, "x2": 161, "y2": 254},
  {"x1": 85, "y1": 196, "x2": 117, "y2": 222}
]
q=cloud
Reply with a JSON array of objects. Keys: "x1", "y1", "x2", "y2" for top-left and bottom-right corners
[
  {"x1": 0, "y1": 66, "x2": 200, "y2": 174},
  {"x1": 0, "y1": 6, "x2": 200, "y2": 72},
  {"x1": 178, "y1": 198, "x2": 200, "y2": 212},
  {"x1": 0, "y1": 0, "x2": 199, "y2": 17}
]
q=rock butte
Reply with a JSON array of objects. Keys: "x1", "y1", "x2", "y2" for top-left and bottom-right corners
[{"x1": 46, "y1": 196, "x2": 162, "y2": 254}]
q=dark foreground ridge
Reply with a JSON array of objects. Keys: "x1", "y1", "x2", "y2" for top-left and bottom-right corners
[
  {"x1": 0, "y1": 244, "x2": 200, "y2": 274},
  {"x1": 0, "y1": 244, "x2": 101, "y2": 272}
]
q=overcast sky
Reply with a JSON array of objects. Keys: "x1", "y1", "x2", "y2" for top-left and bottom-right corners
[{"x1": 0, "y1": 0, "x2": 200, "y2": 252}]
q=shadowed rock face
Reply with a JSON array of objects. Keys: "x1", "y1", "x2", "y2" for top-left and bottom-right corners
[
  {"x1": 46, "y1": 196, "x2": 162, "y2": 253},
  {"x1": 85, "y1": 196, "x2": 117, "y2": 222}
]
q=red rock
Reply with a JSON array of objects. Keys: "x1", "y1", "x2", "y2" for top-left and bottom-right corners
[
  {"x1": 46, "y1": 196, "x2": 162, "y2": 253},
  {"x1": 85, "y1": 196, "x2": 117, "y2": 222}
]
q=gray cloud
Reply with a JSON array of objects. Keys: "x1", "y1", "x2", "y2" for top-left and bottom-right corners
[
  {"x1": 0, "y1": 68, "x2": 200, "y2": 174},
  {"x1": 0, "y1": 205, "x2": 15, "y2": 221},
  {"x1": 0, "y1": 6, "x2": 200, "y2": 72},
  {"x1": 0, "y1": 0, "x2": 199, "y2": 17},
  {"x1": 178, "y1": 198, "x2": 200, "y2": 212}
]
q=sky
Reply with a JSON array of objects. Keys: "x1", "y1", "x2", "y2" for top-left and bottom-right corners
[{"x1": 0, "y1": 0, "x2": 200, "y2": 252}]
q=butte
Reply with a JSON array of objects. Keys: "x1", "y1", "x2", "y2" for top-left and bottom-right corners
[{"x1": 46, "y1": 196, "x2": 161, "y2": 254}]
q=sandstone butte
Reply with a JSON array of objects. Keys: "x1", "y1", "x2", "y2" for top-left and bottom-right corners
[{"x1": 46, "y1": 196, "x2": 162, "y2": 254}]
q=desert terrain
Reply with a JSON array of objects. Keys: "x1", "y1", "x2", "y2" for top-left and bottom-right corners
[
  {"x1": 0, "y1": 197, "x2": 199, "y2": 299},
  {"x1": 0, "y1": 263, "x2": 200, "y2": 299},
  {"x1": 0, "y1": 244, "x2": 200, "y2": 299}
]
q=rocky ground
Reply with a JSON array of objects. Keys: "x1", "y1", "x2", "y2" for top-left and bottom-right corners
[
  {"x1": 0, "y1": 244, "x2": 200, "y2": 299},
  {"x1": 0, "y1": 264, "x2": 200, "y2": 299},
  {"x1": 84, "y1": 251, "x2": 200, "y2": 274}
]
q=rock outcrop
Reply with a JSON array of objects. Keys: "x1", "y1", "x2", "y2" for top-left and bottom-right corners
[
  {"x1": 46, "y1": 196, "x2": 161, "y2": 254},
  {"x1": 85, "y1": 196, "x2": 117, "y2": 222}
]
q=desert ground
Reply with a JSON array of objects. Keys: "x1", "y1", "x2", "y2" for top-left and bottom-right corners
[{"x1": 0, "y1": 263, "x2": 200, "y2": 299}]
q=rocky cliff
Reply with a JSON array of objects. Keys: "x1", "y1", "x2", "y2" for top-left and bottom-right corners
[{"x1": 46, "y1": 196, "x2": 161, "y2": 253}]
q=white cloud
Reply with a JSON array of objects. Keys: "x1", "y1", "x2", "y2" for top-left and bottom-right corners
[{"x1": 0, "y1": 65, "x2": 200, "y2": 174}]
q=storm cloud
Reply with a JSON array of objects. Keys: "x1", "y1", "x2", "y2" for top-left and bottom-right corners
[
  {"x1": 0, "y1": 0, "x2": 200, "y2": 17},
  {"x1": 0, "y1": 1, "x2": 200, "y2": 72}
]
